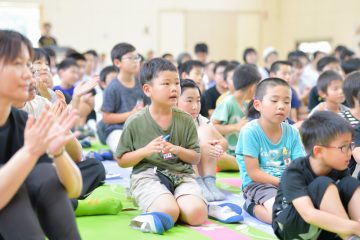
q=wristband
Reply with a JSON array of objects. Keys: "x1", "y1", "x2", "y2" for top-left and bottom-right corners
[{"x1": 47, "y1": 148, "x2": 65, "y2": 159}]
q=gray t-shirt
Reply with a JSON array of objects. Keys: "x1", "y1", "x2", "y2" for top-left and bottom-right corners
[{"x1": 100, "y1": 78, "x2": 144, "y2": 139}]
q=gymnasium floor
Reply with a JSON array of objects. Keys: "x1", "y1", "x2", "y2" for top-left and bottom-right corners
[{"x1": 77, "y1": 142, "x2": 277, "y2": 240}]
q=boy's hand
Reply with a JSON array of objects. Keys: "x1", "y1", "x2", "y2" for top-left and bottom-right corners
[
  {"x1": 73, "y1": 76, "x2": 99, "y2": 98},
  {"x1": 55, "y1": 90, "x2": 66, "y2": 102},
  {"x1": 141, "y1": 136, "x2": 164, "y2": 158},
  {"x1": 163, "y1": 142, "x2": 182, "y2": 155},
  {"x1": 36, "y1": 77, "x2": 50, "y2": 99},
  {"x1": 208, "y1": 140, "x2": 224, "y2": 161},
  {"x1": 80, "y1": 92, "x2": 93, "y2": 105}
]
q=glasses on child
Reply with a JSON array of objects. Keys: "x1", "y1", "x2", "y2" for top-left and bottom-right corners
[
  {"x1": 322, "y1": 142, "x2": 355, "y2": 153},
  {"x1": 121, "y1": 55, "x2": 141, "y2": 62},
  {"x1": 30, "y1": 65, "x2": 50, "y2": 78}
]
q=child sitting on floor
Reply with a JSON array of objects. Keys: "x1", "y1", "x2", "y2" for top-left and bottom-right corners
[
  {"x1": 116, "y1": 58, "x2": 207, "y2": 234},
  {"x1": 273, "y1": 111, "x2": 360, "y2": 239},
  {"x1": 178, "y1": 79, "x2": 231, "y2": 201},
  {"x1": 236, "y1": 78, "x2": 305, "y2": 224},
  {"x1": 309, "y1": 70, "x2": 348, "y2": 116}
]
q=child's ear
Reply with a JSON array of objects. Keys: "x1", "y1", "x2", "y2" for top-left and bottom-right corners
[
  {"x1": 143, "y1": 83, "x2": 151, "y2": 97},
  {"x1": 318, "y1": 90, "x2": 327, "y2": 99},
  {"x1": 113, "y1": 59, "x2": 121, "y2": 69},
  {"x1": 99, "y1": 81, "x2": 106, "y2": 89},
  {"x1": 253, "y1": 99, "x2": 261, "y2": 111},
  {"x1": 58, "y1": 69, "x2": 64, "y2": 77},
  {"x1": 180, "y1": 72, "x2": 187, "y2": 80},
  {"x1": 312, "y1": 145, "x2": 322, "y2": 156}
]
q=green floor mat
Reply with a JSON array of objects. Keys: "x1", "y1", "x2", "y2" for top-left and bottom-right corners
[
  {"x1": 84, "y1": 139, "x2": 109, "y2": 152},
  {"x1": 77, "y1": 211, "x2": 211, "y2": 240}
]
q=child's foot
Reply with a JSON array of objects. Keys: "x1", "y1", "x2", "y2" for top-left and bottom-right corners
[
  {"x1": 130, "y1": 212, "x2": 174, "y2": 235},
  {"x1": 208, "y1": 203, "x2": 244, "y2": 223},
  {"x1": 203, "y1": 175, "x2": 226, "y2": 201},
  {"x1": 196, "y1": 176, "x2": 215, "y2": 202},
  {"x1": 75, "y1": 198, "x2": 123, "y2": 216}
]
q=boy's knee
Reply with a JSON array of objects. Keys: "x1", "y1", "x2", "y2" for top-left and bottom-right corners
[
  {"x1": 309, "y1": 176, "x2": 334, "y2": 192},
  {"x1": 149, "y1": 201, "x2": 180, "y2": 222},
  {"x1": 308, "y1": 176, "x2": 336, "y2": 208},
  {"x1": 164, "y1": 204, "x2": 180, "y2": 221},
  {"x1": 182, "y1": 202, "x2": 208, "y2": 226}
]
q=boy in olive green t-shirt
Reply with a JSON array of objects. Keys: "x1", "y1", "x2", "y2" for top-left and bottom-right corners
[{"x1": 115, "y1": 58, "x2": 207, "y2": 234}]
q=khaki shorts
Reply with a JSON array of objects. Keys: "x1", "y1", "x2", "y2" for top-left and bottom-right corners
[{"x1": 130, "y1": 168, "x2": 206, "y2": 211}]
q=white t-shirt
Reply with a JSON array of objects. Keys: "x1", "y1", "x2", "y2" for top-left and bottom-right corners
[
  {"x1": 21, "y1": 95, "x2": 51, "y2": 119},
  {"x1": 194, "y1": 114, "x2": 211, "y2": 128}
]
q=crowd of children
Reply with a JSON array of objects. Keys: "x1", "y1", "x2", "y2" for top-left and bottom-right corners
[{"x1": 1, "y1": 28, "x2": 360, "y2": 239}]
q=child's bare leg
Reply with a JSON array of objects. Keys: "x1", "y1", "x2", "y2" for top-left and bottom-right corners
[
  {"x1": 177, "y1": 195, "x2": 208, "y2": 226},
  {"x1": 147, "y1": 194, "x2": 180, "y2": 222},
  {"x1": 217, "y1": 154, "x2": 239, "y2": 171},
  {"x1": 347, "y1": 186, "x2": 360, "y2": 220},
  {"x1": 197, "y1": 142, "x2": 216, "y2": 176},
  {"x1": 320, "y1": 184, "x2": 349, "y2": 219},
  {"x1": 197, "y1": 125, "x2": 226, "y2": 201},
  {"x1": 254, "y1": 197, "x2": 274, "y2": 224},
  {"x1": 197, "y1": 125, "x2": 217, "y2": 176}
]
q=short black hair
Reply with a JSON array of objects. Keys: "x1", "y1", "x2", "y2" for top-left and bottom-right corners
[
  {"x1": 290, "y1": 59, "x2": 303, "y2": 69},
  {"x1": 243, "y1": 48, "x2": 256, "y2": 63},
  {"x1": 342, "y1": 58, "x2": 360, "y2": 75},
  {"x1": 340, "y1": 48, "x2": 354, "y2": 61},
  {"x1": 233, "y1": 64, "x2": 261, "y2": 90},
  {"x1": 180, "y1": 78, "x2": 201, "y2": 97},
  {"x1": 42, "y1": 46, "x2": 56, "y2": 58},
  {"x1": 194, "y1": 43, "x2": 208, "y2": 54},
  {"x1": 84, "y1": 49, "x2": 98, "y2": 57},
  {"x1": 111, "y1": 42, "x2": 136, "y2": 63},
  {"x1": 316, "y1": 70, "x2": 343, "y2": 94},
  {"x1": 229, "y1": 60, "x2": 240, "y2": 65},
  {"x1": 179, "y1": 60, "x2": 204, "y2": 77},
  {"x1": 68, "y1": 52, "x2": 86, "y2": 62},
  {"x1": 99, "y1": 65, "x2": 118, "y2": 82},
  {"x1": 33, "y1": 48, "x2": 50, "y2": 65},
  {"x1": 287, "y1": 50, "x2": 308, "y2": 63},
  {"x1": 139, "y1": 58, "x2": 178, "y2": 86},
  {"x1": 65, "y1": 48, "x2": 78, "y2": 58},
  {"x1": 313, "y1": 51, "x2": 325, "y2": 60},
  {"x1": 246, "y1": 78, "x2": 290, "y2": 119},
  {"x1": 270, "y1": 60, "x2": 292, "y2": 74},
  {"x1": 223, "y1": 62, "x2": 239, "y2": 82},
  {"x1": 214, "y1": 60, "x2": 229, "y2": 74},
  {"x1": 57, "y1": 58, "x2": 78, "y2": 72},
  {"x1": 334, "y1": 45, "x2": 347, "y2": 54},
  {"x1": 162, "y1": 53, "x2": 173, "y2": 59},
  {"x1": 176, "y1": 52, "x2": 192, "y2": 67},
  {"x1": 300, "y1": 111, "x2": 353, "y2": 156},
  {"x1": 343, "y1": 71, "x2": 360, "y2": 108},
  {"x1": 316, "y1": 56, "x2": 340, "y2": 72}
]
